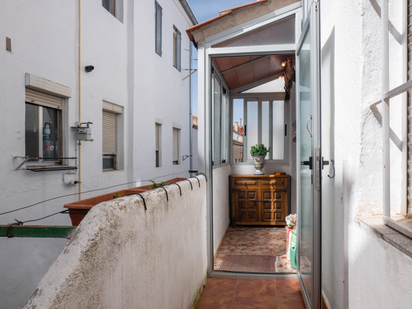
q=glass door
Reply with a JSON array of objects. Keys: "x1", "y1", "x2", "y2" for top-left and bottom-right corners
[{"x1": 296, "y1": 2, "x2": 321, "y2": 308}]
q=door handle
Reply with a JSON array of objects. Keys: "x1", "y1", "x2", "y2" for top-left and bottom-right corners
[
  {"x1": 301, "y1": 156, "x2": 313, "y2": 169},
  {"x1": 306, "y1": 115, "x2": 313, "y2": 137},
  {"x1": 327, "y1": 159, "x2": 335, "y2": 179}
]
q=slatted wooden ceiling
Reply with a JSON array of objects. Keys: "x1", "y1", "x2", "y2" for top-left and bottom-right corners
[{"x1": 214, "y1": 54, "x2": 292, "y2": 90}]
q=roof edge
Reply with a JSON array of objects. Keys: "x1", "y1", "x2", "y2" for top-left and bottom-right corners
[
  {"x1": 218, "y1": 0, "x2": 268, "y2": 15},
  {"x1": 179, "y1": 0, "x2": 198, "y2": 26}
]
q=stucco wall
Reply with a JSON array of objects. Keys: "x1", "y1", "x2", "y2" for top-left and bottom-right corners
[
  {"x1": 321, "y1": 0, "x2": 411, "y2": 308},
  {"x1": 23, "y1": 177, "x2": 207, "y2": 309},
  {"x1": 0, "y1": 1, "x2": 194, "y2": 307}
]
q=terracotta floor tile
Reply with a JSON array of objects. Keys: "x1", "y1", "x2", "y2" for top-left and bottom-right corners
[
  {"x1": 200, "y1": 278, "x2": 238, "y2": 298},
  {"x1": 276, "y1": 298, "x2": 305, "y2": 309},
  {"x1": 232, "y1": 296, "x2": 277, "y2": 309},
  {"x1": 235, "y1": 279, "x2": 276, "y2": 297},
  {"x1": 195, "y1": 297, "x2": 234, "y2": 309},
  {"x1": 276, "y1": 279, "x2": 303, "y2": 299}
]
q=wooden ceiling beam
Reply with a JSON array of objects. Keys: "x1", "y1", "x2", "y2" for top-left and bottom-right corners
[{"x1": 221, "y1": 55, "x2": 270, "y2": 74}]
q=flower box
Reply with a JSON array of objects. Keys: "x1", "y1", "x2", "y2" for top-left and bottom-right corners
[{"x1": 64, "y1": 177, "x2": 186, "y2": 226}]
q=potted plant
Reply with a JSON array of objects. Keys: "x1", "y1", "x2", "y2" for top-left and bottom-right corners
[{"x1": 250, "y1": 144, "x2": 270, "y2": 175}]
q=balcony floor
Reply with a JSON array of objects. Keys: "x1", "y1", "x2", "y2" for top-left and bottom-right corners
[
  {"x1": 195, "y1": 278, "x2": 305, "y2": 309},
  {"x1": 214, "y1": 227, "x2": 298, "y2": 273}
]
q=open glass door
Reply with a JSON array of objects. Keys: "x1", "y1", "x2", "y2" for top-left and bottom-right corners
[{"x1": 296, "y1": 1, "x2": 321, "y2": 308}]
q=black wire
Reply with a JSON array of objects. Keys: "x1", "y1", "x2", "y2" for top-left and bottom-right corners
[
  {"x1": 20, "y1": 210, "x2": 64, "y2": 224},
  {"x1": 0, "y1": 170, "x2": 190, "y2": 216}
]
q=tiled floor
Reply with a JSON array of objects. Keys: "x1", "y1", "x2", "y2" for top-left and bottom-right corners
[
  {"x1": 195, "y1": 278, "x2": 306, "y2": 309},
  {"x1": 214, "y1": 227, "x2": 298, "y2": 273}
]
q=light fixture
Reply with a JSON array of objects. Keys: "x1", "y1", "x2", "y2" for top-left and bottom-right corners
[
  {"x1": 85, "y1": 65, "x2": 94, "y2": 73},
  {"x1": 281, "y1": 62, "x2": 286, "y2": 67},
  {"x1": 279, "y1": 75, "x2": 283, "y2": 79}
]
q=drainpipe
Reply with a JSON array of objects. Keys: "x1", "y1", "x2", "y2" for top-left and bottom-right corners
[
  {"x1": 78, "y1": 0, "x2": 82, "y2": 200},
  {"x1": 189, "y1": 43, "x2": 193, "y2": 176}
]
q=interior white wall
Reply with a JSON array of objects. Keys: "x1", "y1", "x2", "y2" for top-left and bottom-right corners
[
  {"x1": 0, "y1": 1, "x2": 194, "y2": 307},
  {"x1": 212, "y1": 165, "x2": 231, "y2": 254}
]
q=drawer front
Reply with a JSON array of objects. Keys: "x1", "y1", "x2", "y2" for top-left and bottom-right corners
[
  {"x1": 233, "y1": 179, "x2": 259, "y2": 190},
  {"x1": 260, "y1": 177, "x2": 287, "y2": 189}
]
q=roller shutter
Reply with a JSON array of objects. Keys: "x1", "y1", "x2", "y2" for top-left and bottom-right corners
[
  {"x1": 103, "y1": 111, "x2": 116, "y2": 155},
  {"x1": 25, "y1": 88, "x2": 62, "y2": 110}
]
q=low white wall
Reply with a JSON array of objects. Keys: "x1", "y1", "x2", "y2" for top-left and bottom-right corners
[
  {"x1": 24, "y1": 177, "x2": 207, "y2": 309},
  {"x1": 212, "y1": 165, "x2": 231, "y2": 254},
  {"x1": 349, "y1": 221, "x2": 412, "y2": 308}
]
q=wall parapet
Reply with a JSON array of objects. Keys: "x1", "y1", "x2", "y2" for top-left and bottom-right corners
[{"x1": 24, "y1": 177, "x2": 207, "y2": 309}]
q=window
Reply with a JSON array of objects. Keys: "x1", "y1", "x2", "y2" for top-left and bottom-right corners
[
  {"x1": 374, "y1": 0, "x2": 412, "y2": 237},
  {"x1": 25, "y1": 99, "x2": 62, "y2": 163},
  {"x1": 24, "y1": 74, "x2": 71, "y2": 170},
  {"x1": 102, "y1": 101, "x2": 123, "y2": 170},
  {"x1": 232, "y1": 98, "x2": 286, "y2": 163},
  {"x1": 155, "y1": 1, "x2": 162, "y2": 56},
  {"x1": 102, "y1": 0, "x2": 123, "y2": 21},
  {"x1": 102, "y1": 0, "x2": 115, "y2": 16},
  {"x1": 25, "y1": 89, "x2": 64, "y2": 164},
  {"x1": 221, "y1": 88, "x2": 229, "y2": 163},
  {"x1": 173, "y1": 26, "x2": 181, "y2": 71},
  {"x1": 173, "y1": 126, "x2": 180, "y2": 165},
  {"x1": 212, "y1": 73, "x2": 229, "y2": 166},
  {"x1": 155, "y1": 122, "x2": 162, "y2": 167}
]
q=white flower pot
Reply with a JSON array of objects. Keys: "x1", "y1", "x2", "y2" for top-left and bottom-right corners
[{"x1": 252, "y1": 155, "x2": 265, "y2": 175}]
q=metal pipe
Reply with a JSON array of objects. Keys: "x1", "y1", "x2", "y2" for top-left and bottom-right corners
[
  {"x1": 78, "y1": 0, "x2": 82, "y2": 200},
  {"x1": 189, "y1": 43, "x2": 193, "y2": 176},
  {"x1": 382, "y1": 0, "x2": 390, "y2": 218}
]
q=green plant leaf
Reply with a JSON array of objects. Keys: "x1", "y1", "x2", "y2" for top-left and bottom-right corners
[{"x1": 250, "y1": 144, "x2": 270, "y2": 156}]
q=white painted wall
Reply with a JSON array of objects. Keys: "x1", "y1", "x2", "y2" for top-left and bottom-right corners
[
  {"x1": 212, "y1": 165, "x2": 231, "y2": 253},
  {"x1": 0, "y1": 1, "x2": 194, "y2": 307},
  {"x1": 23, "y1": 178, "x2": 207, "y2": 309},
  {"x1": 320, "y1": 0, "x2": 410, "y2": 308},
  {"x1": 133, "y1": 0, "x2": 193, "y2": 184}
]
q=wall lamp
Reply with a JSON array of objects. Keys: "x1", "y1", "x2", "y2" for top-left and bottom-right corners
[{"x1": 85, "y1": 65, "x2": 94, "y2": 73}]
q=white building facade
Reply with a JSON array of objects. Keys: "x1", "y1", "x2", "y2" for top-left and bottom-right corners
[{"x1": 0, "y1": 1, "x2": 196, "y2": 308}]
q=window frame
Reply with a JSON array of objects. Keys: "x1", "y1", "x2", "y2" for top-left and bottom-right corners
[
  {"x1": 25, "y1": 102, "x2": 63, "y2": 165},
  {"x1": 173, "y1": 26, "x2": 181, "y2": 71},
  {"x1": 172, "y1": 124, "x2": 181, "y2": 165},
  {"x1": 102, "y1": 101, "x2": 124, "y2": 171},
  {"x1": 232, "y1": 97, "x2": 288, "y2": 165},
  {"x1": 211, "y1": 70, "x2": 230, "y2": 168},
  {"x1": 155, "y1": 119, "x2": 162, "y2": 168},
  {"x1": 155, "y1": 1, "x2": 163, "y2": 56},
  {"x1": 374, "y1": 0, "x2": 412, "y2": 237}
]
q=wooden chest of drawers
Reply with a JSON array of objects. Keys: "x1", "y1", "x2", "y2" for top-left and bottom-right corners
[{"x1": 230, "y1": 175, "x2": 291, "y2": 226}]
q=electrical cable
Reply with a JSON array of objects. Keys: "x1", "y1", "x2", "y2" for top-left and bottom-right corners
[{"x1": 0, "y1": 170, "x2": 192, "y2": 216}]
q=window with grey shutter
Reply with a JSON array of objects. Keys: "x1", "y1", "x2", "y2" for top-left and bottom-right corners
[
  {"x1": 102, "y1": 101, "x2": 123, "y2": 170},
  {"x1": 155, "y1": 1, "x2": 162, "y2": 56}
]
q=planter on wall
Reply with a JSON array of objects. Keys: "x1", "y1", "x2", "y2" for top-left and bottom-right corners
[{"x1": 64, "y1": 177, "x2": 186, "y2": 226}]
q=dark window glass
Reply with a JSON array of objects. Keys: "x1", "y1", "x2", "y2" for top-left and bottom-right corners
[{"x1": 25, "y1": 103, "x2": 39, "y2": 159}]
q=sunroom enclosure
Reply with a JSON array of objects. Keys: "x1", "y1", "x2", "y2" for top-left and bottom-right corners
[{"x1": 195, "y1": 3, "x2": 303, "y2": 279}]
